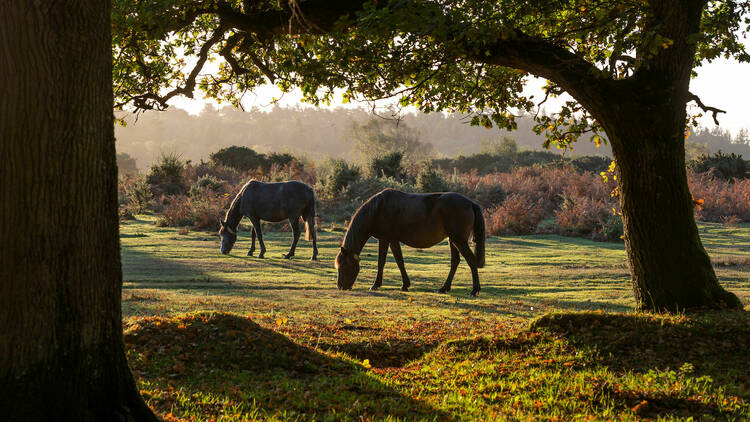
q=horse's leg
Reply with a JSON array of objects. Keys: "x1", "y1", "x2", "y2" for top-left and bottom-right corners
[
  {"x1": 247, "y1": 226, "x2": 256, "y2": 257},
  {"x1": 249, "y1": 217, "x2": 266, "y2": 258},
  {"x1": 438, "y1": 241, "x2": 460, "y2": 293},
  {"x1": 284, "y1": 216, "x2": 300, "y2": 259},
  {"x1": 390, "y1": 241, "x2": 410, "y2": 292},
  {"x1": 455, "y1": 241, "x2": 480, "y2": 296},
  {"x1": 370, "y1": 238, "x2": 389, "y2": 291}
]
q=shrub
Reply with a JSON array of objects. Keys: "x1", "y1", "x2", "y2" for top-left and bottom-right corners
[
  {"x1": 369, "y1": 151, "x2": 406, "y2": 180},
  {"x1": 687, "y1": 151, "x2": 748, "y2": 180},
  {"x1": 601, "y1": 214, "x2": 624, "y2": 241},
  {"x1": 570, "y1": 156, "x2": 611, "y2": 174},
  {"x1": 157, "y1": 191, "x2": 229, "y2": 231},
  {"x1": 210, "y1": 146, "x2": 266, "y2": 172},
  {"x1": 485, "y1": 194, "x2": 547, "y2": 235},
  {"x1": 554, "y1": 195, "x2": 611, "y2": 239},
  {"x1": 689, "y1": 171, "x2": 750, "y2": 222},
  {"x1": 416, "y1": 163, "x2": 450, "y2": 192},
  {"x1": 117, "y1": 152, "x2": 138, "y2": 175},
  {"x1": 157, "y1": 195, "x2": 193, "y2": 227},
  {"x1": 190, "y1": 175, "x2": 224, "y2": 197},
  {"x1": 147, "y1": 153, "x2": 188, "y2": 196},
  {"x1": 184, "y1": 161, "x2": 243, "y2": 186},
  {"x1": 122, "y1": 174, "x2": 153, "y2": 213},
  {"x1": 318, "y1": 159, "x2": 360, "y2": 198}
]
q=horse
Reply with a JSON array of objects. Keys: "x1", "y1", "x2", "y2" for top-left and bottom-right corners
[
  {"x1": 335, "y1": 188, "x2": 485, "y2": 296},
  {"x1": 219, "y1": 180, "x2": 318, "y2": 260}
]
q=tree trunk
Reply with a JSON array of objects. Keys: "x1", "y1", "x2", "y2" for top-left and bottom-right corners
[
  {"x1": 0, "y1": 2, "x2": 157, "y2": 421},
  {"x1": 601, "y1": 78, "x2": 742, "y2": 312}
]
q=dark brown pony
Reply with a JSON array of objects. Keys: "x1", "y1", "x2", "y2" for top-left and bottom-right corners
[
  {"x1": 219, "y1": 180, "x2": 317, "y2": 260},
  {"x1": 335, "y1": 189, "x2": 485, "y2": 296}
]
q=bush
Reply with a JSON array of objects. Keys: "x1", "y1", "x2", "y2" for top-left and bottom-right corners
[
  {"x1": 210, "y1": 146, "x2": 266, "y2": 172},
  {"x1": 416, "y1": 163, "x2": 450, "y2": 192},
  {"x1": 190, "y1": 175, "x2": 224, "y2": 197},
  {"x1": 369, "y1": 151, "x2": 406, "y2": 180},
  {"x1": 570, "y1": 156, "x2": 611, "y2": 174},
  {"x1": 157, "y1": 191, "x2": 229, "y2": 231},
  {"x1": 485, "y1": 194, "x2": 548, "y2": 235},
  {"x1": 554, "y1": 195, "x2": 611, "y2": 239},
  {"x1": 147, "y1": 153, "x2": 188, "y2": 196},
  {"x1": 688, "y1": 151, "x2": 748, "y2": 180},
  {"x1": 319, "y1": 159, "x2": 360, "y2": 198},
  {"x1": 689, "y1": 171, "x2": 750, "y2": 222},
  {"x1": 122, "y1": 174, "x2": 153, "y2": 213}
]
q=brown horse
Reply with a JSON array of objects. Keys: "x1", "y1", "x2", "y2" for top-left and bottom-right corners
[
  {"x1": 219, "y1": 180, "x2": 318, "y2": 260},
  {"x1": 335, "y1": 189, "x2": 485, "y2": 296}
]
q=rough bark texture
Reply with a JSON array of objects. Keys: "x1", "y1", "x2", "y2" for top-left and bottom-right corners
[
  {"x1": 601, "y1": 84, "x2": 742, "y2": 312},
  {"x1": 0, "y1": 2, "x2": 157, "y2": 421},
  {"x1": 592, "y1": 0, "x2": 742, "y2": 312}
]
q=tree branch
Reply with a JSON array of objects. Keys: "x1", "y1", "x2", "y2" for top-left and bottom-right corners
[{"x1": 687, "y1": 91, "x2": 725, "y2": 125}]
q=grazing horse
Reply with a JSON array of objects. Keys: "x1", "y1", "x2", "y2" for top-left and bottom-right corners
[
  {"x1": 219, "y1": 180, "x2": 318, "y2": 260},
  {"x1": 335, "y1": 189, "x2": 485, "y2": 296}
]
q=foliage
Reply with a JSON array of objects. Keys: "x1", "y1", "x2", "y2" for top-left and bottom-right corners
[
  {"x1": 318, "y1": 158, "x2": 361, "y2": 198},
  {"x1": 480, "y1": 136, "x2": 518, "y2": 156},
  {"x1": 147, "y1": 153, "x2": 188, "y2": 197},
  {"x1": 349, "y1": 119, "x2": 435, "y2": 164},
  {"x1": 689, "y1": 171, "x2": 750, "y2": 223},
  {"x1": 369, "y1": 151, "x2": 406, "y2": 180},
  {"x1": 190, "y1": 175, "x2": 224, "y2": 197},
  {"x1": 116, "y1": 152, "x2": 138, "y2": 175},
  {"x1": 210, "y1": 146, "x2": 266, "y2": 172},
  {"x1": 122, "y1": 174, "x2": 153, "y2": 213},
  {"x1": 687, "y1": 151, "x2": 749, "y2": 180},
  {"x1": 415, "y1": 162, "x2": 451, "y2": 193},
  {"x1": 485, "y1": 194, "x2": 547, "y2": 235}
]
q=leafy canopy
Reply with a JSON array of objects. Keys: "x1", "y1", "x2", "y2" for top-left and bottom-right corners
[{"x1": 113, "y1": 0, "x2": 750, "y2": 148}]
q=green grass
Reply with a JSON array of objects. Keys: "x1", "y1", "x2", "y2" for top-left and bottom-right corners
[{"x1": 121, "y1": 215, "x2": 750, "y2": 421}]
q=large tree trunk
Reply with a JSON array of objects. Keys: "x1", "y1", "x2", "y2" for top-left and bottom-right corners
[
  {"x1": 601, "y1": 77, "x2": 742, "y2": 312},
  {"x1": 0, "y1": 2, "x2": 157, "y2": 421}
]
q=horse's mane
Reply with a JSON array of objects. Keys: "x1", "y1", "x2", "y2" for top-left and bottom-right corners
[
  {"x1": 342, "y1": 192, "x2": 381, "y2": 252},
  {"x1": 224, "y1": 180, "x2": 254, "y2": 227}
]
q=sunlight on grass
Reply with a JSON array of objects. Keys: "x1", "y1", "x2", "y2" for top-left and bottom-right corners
[{"x1": 121, "y1": 217, "x2": 750, "y2": 420}]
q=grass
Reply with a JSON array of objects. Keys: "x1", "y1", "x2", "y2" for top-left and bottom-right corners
[{"x1": 121, "y1": 215, "x2": 750, "y2": 421}]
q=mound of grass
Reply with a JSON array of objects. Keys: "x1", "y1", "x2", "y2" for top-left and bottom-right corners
[
  {"x1": 125, "y1": 311, "x2": 750, "y2": 421},
  {"x1": 125, "y1": 312, "x2": 451, "y2": 421}
]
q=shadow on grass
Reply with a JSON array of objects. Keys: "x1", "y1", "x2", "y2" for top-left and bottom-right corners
[
  {"x1": 125, "y1": 312, "x2": 453, "y2": 421},
  {"x1": 529, "y1": 311, "x2": 750, "y2": 384},
  {"x1": 437, "y1": 311, "x2": 749, "y2": 419}
]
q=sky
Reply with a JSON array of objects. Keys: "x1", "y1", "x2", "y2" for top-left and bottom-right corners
[{"x1": 170, "y1": 58, "x2": 750, "y2": 136}]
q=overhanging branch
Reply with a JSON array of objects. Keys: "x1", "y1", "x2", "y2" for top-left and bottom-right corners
[{"x1": 687, "y1": 91, "x2": 725, "y2": 125}]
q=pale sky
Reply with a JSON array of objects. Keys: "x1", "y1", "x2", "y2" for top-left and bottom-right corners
[{"x1": 170, "y1": 58, "x2": 750, "y2": 135}]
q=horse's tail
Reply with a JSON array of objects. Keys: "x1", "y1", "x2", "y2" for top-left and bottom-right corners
[
  {"x1": 303, "y1": 197, "x2": 316, "y2": 242},
  {"x1": 472, "y1": 203, "x2": 486, "y2": 268}
]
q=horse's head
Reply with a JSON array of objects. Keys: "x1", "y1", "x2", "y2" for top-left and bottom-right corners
[
  {"x1": 218, "y1": 220, "x2": 237, "y2": 254},
  {"x1": 335, "y1": 246, "x2": 360, "y2": 290}
]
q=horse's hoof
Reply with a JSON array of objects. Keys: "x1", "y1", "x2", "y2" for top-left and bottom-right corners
[
  {"x1": 401, "y1": 287, "x2": 409, "y2": 292},
  {"x1": 258, "y1": 254, "x2": 265, "y2": 259},
  {"x1": 247, "y1": 250, "x2": 254, "y2": 257},
  {"x1": 284, "y1": 254, "x2": 294, "y2": 259},
  {"x1": 437, "y1": 288, "x2": 449, "y2": 294},
  {"x1": 310, "y1": 257, "x2": 318, "y2": 261},
  {"x1": 369, "y1": 285, "x2": 381, "y2": 291},
  {"x1": 469, "y1": 291, "x2": 479, "y2": 297}
]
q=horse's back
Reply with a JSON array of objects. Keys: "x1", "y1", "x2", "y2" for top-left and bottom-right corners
[
  {"x1": 372, "y1": 189, "x2": 476, "y2": 247},
  {"x1": 242, "y1": 180, "x2": 313, "y2": 221}
]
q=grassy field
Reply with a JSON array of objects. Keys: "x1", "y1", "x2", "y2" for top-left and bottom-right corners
[{"x1": 121, "y1": 216, "x2": 750, "y2": 421}]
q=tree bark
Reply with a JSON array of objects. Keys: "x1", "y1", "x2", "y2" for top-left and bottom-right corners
[
  {"x1": 599, "y1": 76, "x2": 742, "y2": 312},
  {"x1": 0, "y1": 2, "x2": 158, "y2": 421}
]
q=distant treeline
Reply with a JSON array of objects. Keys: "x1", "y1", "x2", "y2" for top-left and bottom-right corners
[{"x1": 115, "y1": 104, "x2": 750, "y2": 170}]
